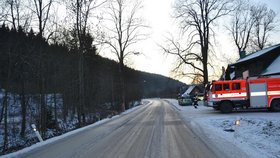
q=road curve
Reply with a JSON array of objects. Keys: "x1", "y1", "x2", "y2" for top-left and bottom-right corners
[{"x1": 17, "y1": 99, "x2": 222, "y2": 158}]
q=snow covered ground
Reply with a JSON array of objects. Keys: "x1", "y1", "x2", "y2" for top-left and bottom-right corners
[
  {"x1": 2, "y1": 98, "x2": 280, "y2": 158},
  {"x1": 2, "y1": 100, "x2": 151, "y2": 158},
  {"x1": 0, "y1": 86, "x2": 144, "y2": 156},
  {"x1": 166, "y1": 99, "x2": 280, "y2": 158}
]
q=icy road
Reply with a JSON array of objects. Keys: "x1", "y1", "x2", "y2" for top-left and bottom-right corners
[{"x1": 14, "y1": 99, "x2": 232, "y2": 158}]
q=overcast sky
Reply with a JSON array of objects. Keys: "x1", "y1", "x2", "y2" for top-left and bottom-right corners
[{"x1": 124, "y1": 0, "x2": 280, "y2": 83}]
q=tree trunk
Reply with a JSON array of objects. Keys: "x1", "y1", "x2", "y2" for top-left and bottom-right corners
[
  {"x1": 202, "y1": 45, "x2": 209, "y2": 85},
  {"x1": 111, "y1": 77, "x2": 115, "y2": 109},
  {"x1": 62, "y1": 93, "x2": 67, "y2": 122},
  {"x1": 2, "y1": 47, "x2": 12, "y2": 154},
  {"x1": 203, "y1": 57, "x2": 209, "y2": 85},
  {"x1": 20, "y1": 80, "x2": 27, "y2": 138},
  {"x1": 78, "y1": 52, "x2": 85, "y2": 127},
  {"x1": 203, "y1": 61, "x2": 209, "y2": 85},
  {"x1": 119, "y1": 62, "x2": 126, "y2": 112},
  {"x1": 40, "y1": 75, "x2": 46, "y2": 138},
  {"x1": 54, "y1": 93, "x2": 57, "y2": 127},
  {"x1": 53, "y1": 70, "x2": 58, "y2": 128},
  {"x1": 2, "y1": 91, "x2": 9, "y2": 154},
  {"x1": 0, "y1": 99, "x2": 4, "y2": 124}
]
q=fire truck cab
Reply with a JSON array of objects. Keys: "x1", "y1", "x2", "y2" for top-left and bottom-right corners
[{"x1": 204, "y1": 77, "x2": 280, "y2": 113}]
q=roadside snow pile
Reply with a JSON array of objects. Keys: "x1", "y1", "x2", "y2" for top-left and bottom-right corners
[
  {"x1": 1, "y1": 100, "x2": 148, "y2": 157},
  {"x1": 207, "y1": 117, "x2": 280, "y2": 158},
  {"x1": 0, "y1": 86, "x2": 144, "y2": 155},
  {"x1": 165, "y1": 99, "x2": 280, "y2": 158}
]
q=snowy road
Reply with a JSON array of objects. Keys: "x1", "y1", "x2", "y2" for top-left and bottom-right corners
[{"x1": 15, "y1": 99, "x2": 222, "y2": 158}]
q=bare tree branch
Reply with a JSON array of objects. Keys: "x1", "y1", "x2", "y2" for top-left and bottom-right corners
[
  {"x1": 163, "y1": 0, "x2": 233, "y2": 84},
  {"x1": 227, "y1": 0, "x2": 277, "y2": 55},
  {"x1": 102, "y1": 0, "x2": 147, "y2": 66},
  {"x1": 251, "y1": 4, "x2": 277, "y2": 50},
  {"x1": 1, "y1": 0, "x2": 32, "y2": 31},
  {"x1": 30, "y1": 0, "x2": 54, "y2": 37}
]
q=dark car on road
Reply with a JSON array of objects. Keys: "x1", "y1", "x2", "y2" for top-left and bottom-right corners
[{"x1": 178, "y1": 94, "x2": 192, "y2": 106}]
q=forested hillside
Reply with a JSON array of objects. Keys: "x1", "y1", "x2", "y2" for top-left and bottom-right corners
[{"x1": 0, "y1": 25, "x2": 185, "y2": 154}]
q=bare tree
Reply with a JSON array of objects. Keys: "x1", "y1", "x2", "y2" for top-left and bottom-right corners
[
  {"x1": 102, "y1": 0, "x2": 146, "y2": 111},
  {"x1": 28, "y1": 0, "x2": 54, "y2": 136},
  {"x1": 191, "y1": 73, "x2": 204, "y2": 84},
  {"x1": 251, "y1": 4, "x2": 277, "y2": 50},
  {"x1": 164, "y1": 0, "x2": 233, "y2": 85},
  {"x1": 1, "y1": 38, "x2": 13, "y2": 154},
  {"x1": 30, "y1": 0, "x2": 53, "y2": 37},
  {"x1": 7, "y1": 0, "x2": 21, "y2": 29},
  {"x1": 227, "y1": 1, "x2": 277, "y2": 56},
  {"x1": 2, "y1": 90, "x2": 9, "y2": 154},
  {"x1": 68, "y1": 0, "x2": 106, "y2": 126},
  {"x1": 0, "y1": 0, "x2": 32, "y2": 138},
  {"x1": 227, "y1": 0, "x2": 255, "y2": 58},
  {"x1": 1, "y1": 0, "x2": 32, "y2": 30},
  {"x1": 0, "y1": 1, "x2": 9, "y2": 23}
]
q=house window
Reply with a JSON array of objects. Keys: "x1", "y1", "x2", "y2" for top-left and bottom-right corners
[
  {"x1": 223, "y1": 84, "x2": 230, "y2": 91},
  {"x1": 232, "y1": 83, "x2": 241, "y2": 90}
]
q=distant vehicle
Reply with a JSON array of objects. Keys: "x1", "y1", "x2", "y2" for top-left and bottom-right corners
[
  {"x1": 204, "y1": 77, "x2": 280, "y2": 113},
  {"x1": 178, "y1": 94, "x2": 192, "y2": 106}
]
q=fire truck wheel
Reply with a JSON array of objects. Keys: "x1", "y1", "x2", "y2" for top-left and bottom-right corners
[
  {"x1": 271, "y1": 99, "x2": 280, "y2": 112},
  {"x1": 220, "y1": 101, "x2": 233, "y2": 113}
]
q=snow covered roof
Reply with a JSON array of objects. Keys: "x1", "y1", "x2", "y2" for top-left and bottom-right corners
[
  {"x1": 233, "y1": 44, "x2": 280, "y2": 65},
  {"x1": 183, "y1": 85, "x2": 195, "y2": 95},
  {"x1": 230, "y1": 72, "x2": 235, "y2": 80},
  {"x1": 261, "y1": 55, "x2": 280, "y2": 76}
]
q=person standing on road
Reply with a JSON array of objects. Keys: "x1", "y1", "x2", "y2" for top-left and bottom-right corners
[{"x1": 192, "y1": 93, "x2": 198, "y2": 109}]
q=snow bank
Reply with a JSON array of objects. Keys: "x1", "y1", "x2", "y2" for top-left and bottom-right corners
[
  {"x1": 2, "y1": 100, "x2": 150, "y2": 158},
  {"x1": 166, "y1": 99, "x2": 280, "y2": 158}
]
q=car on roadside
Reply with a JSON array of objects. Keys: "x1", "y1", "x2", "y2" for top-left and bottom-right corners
[{"x1": 178, "y1": 94, "x2": 192, "y2": 106}]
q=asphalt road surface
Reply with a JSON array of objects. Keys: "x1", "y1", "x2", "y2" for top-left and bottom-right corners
[{"x1": 17, "y1": 99, "x2": 224, "y2": 158}]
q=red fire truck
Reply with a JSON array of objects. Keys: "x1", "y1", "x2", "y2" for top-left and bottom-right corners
[{"x1": 204, "y1": 77, "x2": 280, "y2": 113}]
